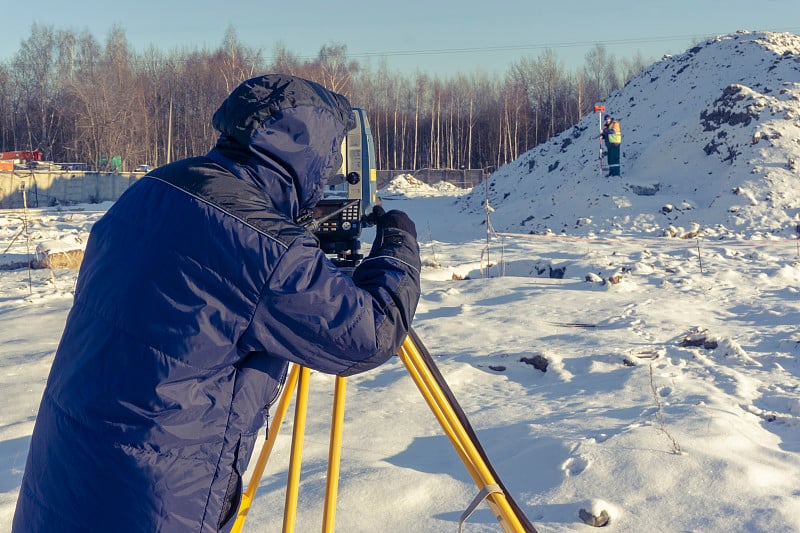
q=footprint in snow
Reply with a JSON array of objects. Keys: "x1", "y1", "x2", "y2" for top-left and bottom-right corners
[{"x1": 562, "y1": 455, "x2": 589, "y2": 476}]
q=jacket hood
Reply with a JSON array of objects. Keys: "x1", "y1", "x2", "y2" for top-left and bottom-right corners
[{"x1": 208, "y1": 74, "x2": 354, "y2": 220}]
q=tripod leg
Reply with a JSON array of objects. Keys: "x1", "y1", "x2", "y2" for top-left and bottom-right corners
[
  {"x1": 232, "y1": 364, "x2": 300, "y2": 533},
  {"x1": 399, "y1": 331, "x2": 537, "y2": 533},
  {"x1": 322, "y1": 376, "x2": 347, "y2": 532},
  {"x1": 283, "y1": 366, "x2": 311, "y2": 533}
]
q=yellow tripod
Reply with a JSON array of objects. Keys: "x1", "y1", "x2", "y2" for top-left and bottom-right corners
[{"x1": 232, "y1": 328, "x2": 537, "y2": 533}]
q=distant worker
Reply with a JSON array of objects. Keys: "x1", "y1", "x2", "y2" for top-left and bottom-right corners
[{"x1": 601, "y1": 115, "x2": 622, "y2": 176}]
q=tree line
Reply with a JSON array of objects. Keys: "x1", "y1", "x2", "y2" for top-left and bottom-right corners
[{"x1": 0, "y1": 24, "x2": 650, "y2": 173}]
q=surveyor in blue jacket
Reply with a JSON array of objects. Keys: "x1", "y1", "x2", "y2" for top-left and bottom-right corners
[{"x1": 13, "y1": 74, "x2": 421, "y2": 532}]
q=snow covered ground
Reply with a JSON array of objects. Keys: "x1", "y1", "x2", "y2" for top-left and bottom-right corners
[
  {"x1": 1, "y1": 180, "x2": 798, "y2": 531},
  {"x1": 1, "y1": 29, "x2": 799, "y2": 532}
]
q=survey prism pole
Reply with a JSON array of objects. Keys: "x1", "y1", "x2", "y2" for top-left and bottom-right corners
[{"x1": 594, "y1": 105, "x2": 605, "y2": 172}]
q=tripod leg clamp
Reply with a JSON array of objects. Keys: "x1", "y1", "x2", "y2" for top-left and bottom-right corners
[{"x1": 458, "y1": 483, "x2": 503, "y2": 532}]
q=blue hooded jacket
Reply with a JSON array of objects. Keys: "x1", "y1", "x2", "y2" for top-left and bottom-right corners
[{"x1": 13, "y1": 75, "x2": 421, "y2": 532}]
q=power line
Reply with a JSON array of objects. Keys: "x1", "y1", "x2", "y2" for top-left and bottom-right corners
[{"x1": 300, "y1": 28, "x2": 800, "y2": 61}]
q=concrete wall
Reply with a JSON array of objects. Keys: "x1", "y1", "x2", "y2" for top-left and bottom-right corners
[
  {"x1": 0, "y1": 167, "x2": 487, "y2": 208},
  {"x1": 0, "y1": 171, "x2": 143, "y2": 208}
]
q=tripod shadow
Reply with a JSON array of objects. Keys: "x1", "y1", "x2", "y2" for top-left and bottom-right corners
[{"x1": 383, "y1": 424, "x2": 570, "y2": 527}]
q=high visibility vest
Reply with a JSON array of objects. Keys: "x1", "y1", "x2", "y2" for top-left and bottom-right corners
[{"x1": 607, "y1": 121, "x2": 621, "y2": 144}]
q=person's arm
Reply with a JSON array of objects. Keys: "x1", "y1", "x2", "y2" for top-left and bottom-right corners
[
  {"x1": 242, "y1": 211, "x2": 420, "y2": 376},
  {"x1": 346, "y1": 207, "x2": 421, "y2": 374}
]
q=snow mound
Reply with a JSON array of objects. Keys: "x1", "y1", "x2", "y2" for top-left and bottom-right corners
[
  {"x1": 380, "y1": 174, "x2": 470, "y2": 199},
  {"x1": 458, "y1": 30, "x2": 800, "y2": 241}
]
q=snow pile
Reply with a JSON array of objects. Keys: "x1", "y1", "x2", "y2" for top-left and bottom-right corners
[
  {"x1": 459, "y1": 30, "x2": 800, "y2": 241},
  {"x1": 380, "y1": 174, "x2": 470, "y2": 198},
  {"x1": 0, "y1": 207, "x2": 105, "y2": 271}
]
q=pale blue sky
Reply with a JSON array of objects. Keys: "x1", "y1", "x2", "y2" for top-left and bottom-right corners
[{"x1": 3, "y1": 0, "x2": 800, "y2": 75}]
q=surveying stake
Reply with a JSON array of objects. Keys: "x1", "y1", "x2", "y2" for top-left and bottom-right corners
[
  {"x1": 594, "y1": 104, "x2": 605, "y2": 173},
  {"x1": 232, "y1": 328, "x2": 537, "y2": 533}
]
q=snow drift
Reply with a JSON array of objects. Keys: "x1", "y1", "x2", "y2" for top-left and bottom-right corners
[{"x1": 460, "y1": 31, "x2": 800, "y2": 241}]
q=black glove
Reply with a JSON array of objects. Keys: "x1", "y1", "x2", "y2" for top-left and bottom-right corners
[{"x1": 367, "y1": 205, "x2": 417, "y2": 239}]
